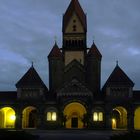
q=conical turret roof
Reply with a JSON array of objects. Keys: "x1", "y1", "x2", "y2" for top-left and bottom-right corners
[
  {"x1": 48, "y1": 43, "x2": 62, "y2": 58},
  {"x1": 87, "y1": 42, "x2": 102, "y2": 59}
]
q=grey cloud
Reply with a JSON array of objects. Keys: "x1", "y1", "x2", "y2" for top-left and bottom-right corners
[{"x1": 0, "y1": 0, "x2": 140, "y2": 90}]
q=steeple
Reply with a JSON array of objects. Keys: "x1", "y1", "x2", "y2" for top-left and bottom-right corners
[
  {"x1": 62, "y1": 0, "x2": 87, "y2": 66},
  {"x1": 62, "y1": 0, "x2": 87, "y2": 50},
  {"x1": 63, "y1": 0, "x2": 87, "y2": 32}
]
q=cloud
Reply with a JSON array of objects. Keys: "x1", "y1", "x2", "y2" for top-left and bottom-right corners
[{"x1": 0, "y1": 0, "x2": 140, "y2": 90}]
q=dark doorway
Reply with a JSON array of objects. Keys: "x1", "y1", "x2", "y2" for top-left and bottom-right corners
[
  {"x1": 71, "y1": 117, "x2": 78, "y2": 128},
  {"x1": 29, "y1": 110, "x2": 37, "y2": 128}
]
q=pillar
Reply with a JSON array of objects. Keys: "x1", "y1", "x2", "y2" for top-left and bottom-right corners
[
  {"x1": 127, "y1": 111, "x2": 134, "y2": 131},
  {"x1": 15, "y1": 109, "x2": 22, "y2": 129},
  {"x1": 105, "y1": 112, "x2": 112, "y2": 130}
]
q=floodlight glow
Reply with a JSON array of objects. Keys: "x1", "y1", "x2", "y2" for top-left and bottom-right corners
[{"x1": 10, "y1": 115, "x2": 16, "y2": 121}]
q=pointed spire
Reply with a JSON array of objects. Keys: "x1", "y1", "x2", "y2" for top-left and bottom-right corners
[
  {"x1": 31, "y1": 61, "x2": 34, "y2": 68},
  {"x1": 87, "y1": 41, "x2": 102, "y2": 59},
  {"x1": 63, "y1": 0, "x2": 87, "y2": 32},
  {"x1": 116, "y1": 60, "x2": 119, "y2": 66},
  {"x1": 48, "y1": 42, "x2": 63, "y2": 58},
  {"x1": 54, "y1": 36, "x2": 57, "y2": 44}
]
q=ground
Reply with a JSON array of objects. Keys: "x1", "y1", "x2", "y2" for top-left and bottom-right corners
[{"x1": 28, "y1": 130, "x2": 128, "y2": 140}]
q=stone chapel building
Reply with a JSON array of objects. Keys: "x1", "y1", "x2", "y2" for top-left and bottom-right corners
[{"x1": 0, "y1": 0, "x2": 140, "y2": 130}]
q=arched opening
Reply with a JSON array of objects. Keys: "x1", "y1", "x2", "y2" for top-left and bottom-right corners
[
  {"x1": 134, "y1": 107, "x2": 140, "y2": 130},
  {"x1": 112, "y1": 106, "x2": 127, "y2": 130},
  {"x1": 63, "y1": 102, "x2": 87, "y2": 129},
  {"x1": 0, "y1": 107, "x2": 16, "y2": 128},
  {"x1": 22, "y1": 106, "x2": 37, "y2": 129}
]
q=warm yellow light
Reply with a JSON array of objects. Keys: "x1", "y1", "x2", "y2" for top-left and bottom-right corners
[
  {"x1": 10, "y1": 115, "x2": 16, "y2": 121},
  {"x1": 47, "y1": 112, "x2": 52, "y2": 121},
  {"x1": 112, "y1": 118, "x2": 115, "y2": 123},
  {"x1": 112, "y1": 118, "x2": 117, "y2": 129},
  {"x1": 93, "y1": 112, "x2": 98, "y2": 121},
  {"x1": 99, "y1": 112, "x2": 103, "y2": 121},
  {"x1": 52, "y1": 112, "x2": 57, "y2": 121}
]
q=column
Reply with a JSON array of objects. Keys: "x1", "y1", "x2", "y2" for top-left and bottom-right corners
[
  {"x1": 15, "y1": 109, "x2": 22, "y2": 129},
  {"x1": 127, "y1": 111, "x2": 134, "y2": 131},
  {"x1": 105, "y1": 112, "x2": 112, "y2": 130}
]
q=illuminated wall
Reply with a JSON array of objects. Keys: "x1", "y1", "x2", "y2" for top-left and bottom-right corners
[
  {"x1": 22, "y1": 106, "x2": 37, "y2": 129},
  {"x1": 112, "y1": 106, "x2": 127, "y2": 129},
  {"x1": 64, "y1": 102, "x2": 87, "y2": 128},
  {"x1": 0, "y1": 107, "x2": 16, "y2": 128},
  {"x1": 134, "y1": 107, "x2": 140, "y2": 130}
]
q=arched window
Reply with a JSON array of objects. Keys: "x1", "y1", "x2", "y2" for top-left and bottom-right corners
[
  {"x1": 93, "y1": 112, "x2": 98, "y2": 121},
  {"x1": 93, "y1": 112, "x2": 103, "y2": 121},
  {"x1": 47, "y1": 112, "x2": 57, "y2": 121},
  {"x1": 99, "y1": 112, "x2": 103, "y2": 121},
  {"x1": 47, "y1": 112, "x2": 52, "y2": 121}
]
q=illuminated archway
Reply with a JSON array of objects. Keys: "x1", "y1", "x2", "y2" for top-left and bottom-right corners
[
  {"x1": 22, "y1": 106, "x2": 37, "y2": 129},
  {"x1": 112, "y1": 106, "x2": 127, "y2": 130},
  {"x1": 0, "y1": 107, "x2": 16, "y2": 128},
  {"x1": 63, "y1": 102, "x2": 87, "y2": 129},
  {"x1": 134, "y1": 107, "x2": 140, "y2": 130}
]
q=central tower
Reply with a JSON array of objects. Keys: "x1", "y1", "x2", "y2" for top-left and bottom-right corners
[
  {"x1": 62, "y1": 0, "x2": 87, "y2": 65},
  {"x1": 48, "y1": 0, "x2": 102, "y2": 96}
]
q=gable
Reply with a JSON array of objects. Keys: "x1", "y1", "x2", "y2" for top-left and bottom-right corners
[
  {"x1": 65, "y1": 12, "x2": 84, "y2": 33},
  {"x1": 57, "y1": 79, "x2": 92, "y2": 97}
]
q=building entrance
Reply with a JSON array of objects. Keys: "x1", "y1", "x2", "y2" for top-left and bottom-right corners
[
  {"x1": 71, "y1": 117, "x2": 78, "y2": 128},
  {"x1": 63, "y1": 102, "x2": 87, "y2": 129}
]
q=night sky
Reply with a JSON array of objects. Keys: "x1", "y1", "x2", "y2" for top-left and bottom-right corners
[{"x1": 0, "y1": 0, "x2": 140, "y2": 91}]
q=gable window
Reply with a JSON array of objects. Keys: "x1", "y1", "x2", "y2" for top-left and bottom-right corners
[
  {"x1": 93, "y1": 112, "x2": 103, "y2": 121},
  {"x1": 47, "y1": 112, "x2": 57, "y2": 121}
]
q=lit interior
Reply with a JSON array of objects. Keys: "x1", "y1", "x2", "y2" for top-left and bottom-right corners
[
  {"x1": 112, "y1": 118, "x2": 117, "y2": 129},
  {"x1": 93, "y1": 112, "x2": 98, "y2": 121},
  {"x1": 134, "y1": 107, "x2": 140, "y2": 130},
  {"x1": 93, "y1": 112, "x2": 103, "y2": 121},
  {"x1": 47, "y1": 112, "x2": 57, "y2": 121},
  {"x1": 64, "y1": 102, "x2": 87, "y2": 128},
  {"x1": 0, "y1": 107, "x2": 16, "y2": 128},
  {"x1": 112, "y1": 106, "x2": 127, "y2": 129}
]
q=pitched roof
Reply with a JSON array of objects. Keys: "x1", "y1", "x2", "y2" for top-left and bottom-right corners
[
  {"x1": 87, "y1": 42, "x2": 102, "y2": 59},
  {"x1": 48, "y1": 43, "x2": 62, "y2": 58},
  {"x1": 16, "y1": 66, "x2": 46, "y2": 88},
  {"x1": 63, "y1": 0, "x2": 87, "y2": 32},
  {"x1": 103, "y1": 65, "x2": 134, "y2": 87}
]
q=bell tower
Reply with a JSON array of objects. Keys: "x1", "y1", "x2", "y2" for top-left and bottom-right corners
[{"x1": 62, "y1": 0, "x2": 87, "y2": 66}]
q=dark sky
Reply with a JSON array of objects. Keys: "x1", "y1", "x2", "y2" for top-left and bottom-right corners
[{"x1": 0, "y1": 0, "x2": 140, "y2": 91}]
